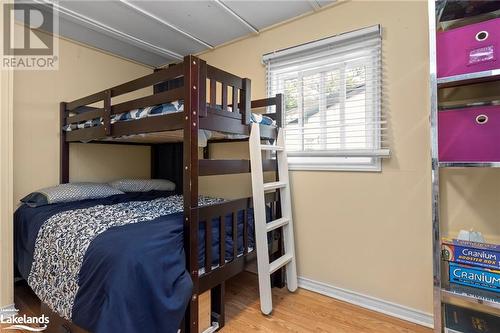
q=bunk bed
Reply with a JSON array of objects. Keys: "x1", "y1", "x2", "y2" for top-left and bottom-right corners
[{"x1": 14, "y1": 55, "x2": 285, "y2": 333}]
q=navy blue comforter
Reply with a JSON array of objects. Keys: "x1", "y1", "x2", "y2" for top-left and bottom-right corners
[{"x1": 14, "y1": 191, "x2": 255, "y2": 333}]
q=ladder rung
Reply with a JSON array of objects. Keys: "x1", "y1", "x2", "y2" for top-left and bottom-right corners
[
  {"x1": 266, "y1": 217, "x2": 289, "y2": 232},
  {"x1": 263, "y1": 181, "x2": 287, "y2": 191},
  {"x1": 261, "y1": 144, "x2": 284, "y2": 151},
  {"x1": 269, "y1": 253, "x2": 293, "y2": 274}
]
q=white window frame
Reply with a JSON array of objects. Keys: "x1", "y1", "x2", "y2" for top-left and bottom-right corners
[{"x1": 264, "y1": 25, "x2": 387, "y2": 172}]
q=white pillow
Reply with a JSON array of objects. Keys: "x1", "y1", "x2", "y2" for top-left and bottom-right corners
[{"x1": 109, "y1": 179, "x2": 176, "y2": 192}]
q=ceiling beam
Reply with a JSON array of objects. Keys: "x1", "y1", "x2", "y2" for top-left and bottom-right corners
[
  {"x1": 35, "y1": 0, "x2": 183, "y2": 60},
  {"x1": 118, "y1": 0, "x2": 214, "y2": 49},
  {"x1": 213, "y1": 0, "x2": 259, "y2": 34}
]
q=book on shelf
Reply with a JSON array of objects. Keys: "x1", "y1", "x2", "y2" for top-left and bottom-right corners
[{"x1": 445, "y1": 304, "x2": 500, "y2": 333}]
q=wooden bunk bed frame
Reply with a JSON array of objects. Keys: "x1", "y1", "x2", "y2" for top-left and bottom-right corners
[{"x1": 56, "y1": 55, "x2": 284, "y2": 333}]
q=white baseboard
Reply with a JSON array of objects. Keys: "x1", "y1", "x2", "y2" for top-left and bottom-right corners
[
  {"x1": 297, "y1": 276, "x2": 434, "y2": 329},
  {"x1": 0, "y1": 303, "x2": 18, "y2": 320}
]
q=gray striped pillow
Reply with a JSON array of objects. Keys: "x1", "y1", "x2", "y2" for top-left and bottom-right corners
[
  {"x1": 109, "y1": 179, "x2": 176, "y2": 193},
  {"x1": 21, "y1": 183, "x2": 124, "y2": 207}
]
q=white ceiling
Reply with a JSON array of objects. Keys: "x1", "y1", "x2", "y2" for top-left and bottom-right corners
[{"x1": 34, "y1": 0, "x2": 335, "y2": 67}]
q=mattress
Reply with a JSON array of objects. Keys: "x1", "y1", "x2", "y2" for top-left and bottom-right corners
[
  {"x1": 14, "y1": 191, "x2": 258, "y2": 333},
  {"x1": 99, "y1": 129, "x2": 229, "y2": 145},
  {"x1": 64, "y1": 101, "x2": 275, "y2": 146}
]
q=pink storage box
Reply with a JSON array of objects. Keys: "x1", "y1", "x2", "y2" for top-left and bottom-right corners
[
  {"x1": 437, "y1": 18, "x2": 499, "y2": 78},
  {"x1": 439, "y1": 105, "x2": 500, "y2": 162}
]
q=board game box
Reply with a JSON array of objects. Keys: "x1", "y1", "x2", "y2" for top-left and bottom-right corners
[
  {"x1": 442, "y1": 238, "x2": 500, "y2": 270},
  {"x1": 449, "y1": 263, "x2": 500, "y2": 293}
]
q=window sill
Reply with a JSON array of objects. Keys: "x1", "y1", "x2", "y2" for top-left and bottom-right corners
[{"x1": 288, "y1": 158, "x2": 382, "y2": 172}]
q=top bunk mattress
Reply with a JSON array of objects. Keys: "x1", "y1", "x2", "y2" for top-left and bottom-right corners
[
  {"x1": 63, "y1": 101, "x2": 276, "y2": 146},
  {"x1": 63, "y1": 100, "x2": 275, "y2": 131}
]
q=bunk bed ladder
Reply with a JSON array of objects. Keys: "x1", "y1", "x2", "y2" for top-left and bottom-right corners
[{"x1": 249, "y1": 122, "x2": 298, "y2": 315}]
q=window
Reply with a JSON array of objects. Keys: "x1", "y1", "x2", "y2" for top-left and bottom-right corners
[{"x1": 264, "y1": 25, "x2": 389, "y2": 171}]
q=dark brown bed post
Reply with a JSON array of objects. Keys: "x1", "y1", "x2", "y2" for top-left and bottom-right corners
[
  {"x1": 198, "y1": 60, "x2": 207, "y2": 119},
  {"x1": 103, "y1": 90, "x2": 112, "y2": 136},
  {"x1": 60, "y1": 102, "x2": 69, "y2": 183},
  {"x1": 183, "y1": 55, "x2": 200, "y2": 333},
  {"x1": 211, "y1": 282, "x2": 225, "y2": 327},
  {"x1": 199, "y1": 59, "x2": 208, "y2": 159},
  {"x1": 241, "y1": 78, "x2": 251, "y2": 125}
]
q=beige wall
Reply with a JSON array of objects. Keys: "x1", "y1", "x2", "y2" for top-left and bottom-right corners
[
  {"x1": 0, "y1": 1, "x2": 14, "y2": 308},
  {"x1": 13, "y1": 36, "x2": 151, "y2": 204},
  {"x1": 199, "y1": 0, "x2": 434, "y2": 314},
  {"x1": 0, "y1": 73, "x2": 14, "y2": 308},
  {"x1": 0, "y1": 35, "x2": 151, "y2": 307},
  {"x1": 0, "y1": 50, "x2": 14, "y2": 308}
]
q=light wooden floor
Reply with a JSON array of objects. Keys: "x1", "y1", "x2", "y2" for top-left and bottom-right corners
[
  {"x1": 7, "y1": 273, "x2": 432, "y2": 333},
  {"x1": 222, "y1": 273, "x2": 432, "y2": 333}
]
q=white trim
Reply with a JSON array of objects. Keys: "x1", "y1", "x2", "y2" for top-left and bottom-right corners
[
  {"x1": 0, "y1": 304, "x2": 18, "y2": 320},
  {"x1": 262, "y1": 25, "x2": 380, "y2": 63},
  {"x1": 297, "y1": 276, "x2": 434, "y2": 329},
  {"x1": 287, "y1": 149, "x2": 391, "y2": 158},
  {"x1": 289, "y1": 158, "x2": 381, "y2": 172}
]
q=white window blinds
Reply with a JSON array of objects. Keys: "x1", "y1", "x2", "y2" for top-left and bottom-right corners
[{"x1": 264, "y1": 25, "x2": 389, "y2": 171}]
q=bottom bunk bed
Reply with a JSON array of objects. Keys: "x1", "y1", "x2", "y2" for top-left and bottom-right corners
[{"x1": 14, "y1": 189, "x2": 278, "y2": 333}]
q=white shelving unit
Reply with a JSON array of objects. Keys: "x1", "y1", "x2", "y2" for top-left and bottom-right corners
[
  {"x1": 437, "y1": 69, "x2": 500, "y2": 88},
  {"x1": 428, "y1": 1, "x2": 500, "y2": 332}
]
